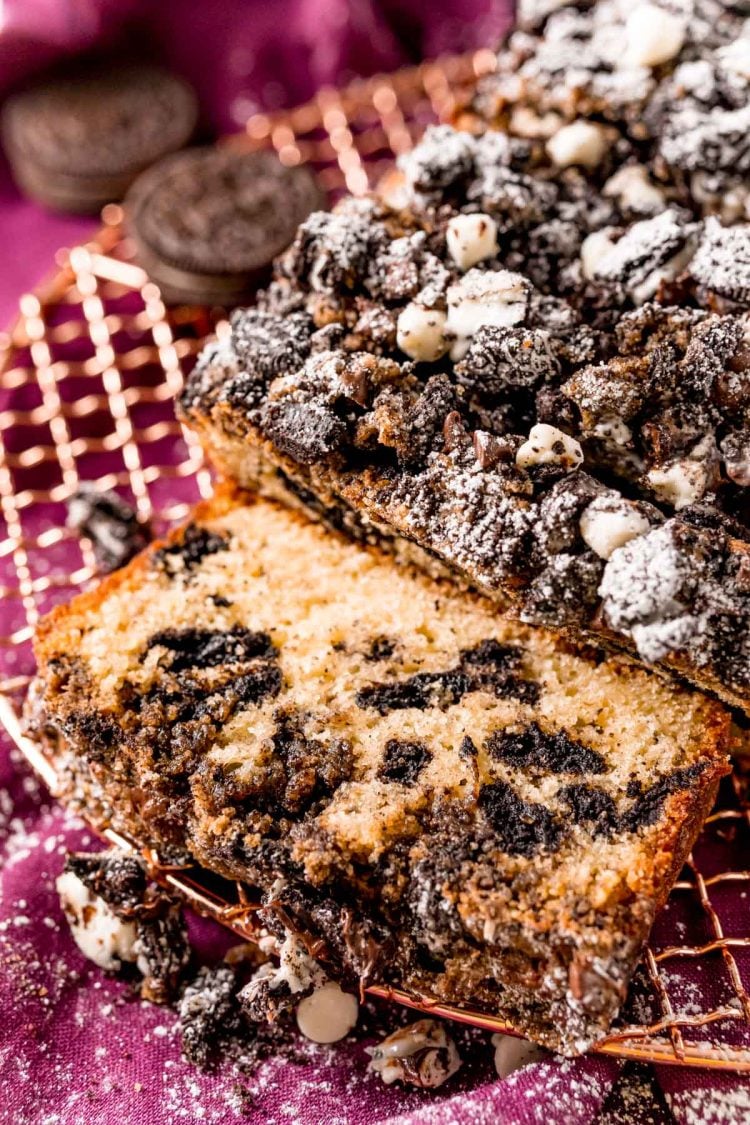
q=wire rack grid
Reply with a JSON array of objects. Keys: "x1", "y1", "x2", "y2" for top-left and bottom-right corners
[{"x1": 0, "y1": 50, "x2": 749, "y2": 1073}]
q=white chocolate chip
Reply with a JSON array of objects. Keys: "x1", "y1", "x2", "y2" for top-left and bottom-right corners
[
  {"x1": 368, "y1": 1019, "x2": 461, "y2": 1088},
  {"x1": 603, "y1": 164, "x2": 665, "y2": 214},
  {"x1": 646, "y1": 459, "x2": 711, "y2": 509},
  {"x1": 592, "y1": 418, "x2": 634, "y2": 449},
  {"x1": 295, "y1": 982, "x2": 359, "y2": 1044},
  {"x1": 56, "y1": 870, "x2": 138, "y2": 972},
  {"x1": 516, "y1": 423, "x2": 583, "y2": 470},
  {"x1": 580, "y1": 495, "x2": 651, "y2": 559},
  {"x1": 446, "y1": 268, "x2": 529, "y2": 359},
  {"x1": 510, "y1": 105, "x2": 563, "y2": 140},
  {"x1": 624, "y1": 4, "x2": 686, "y2": 68},
  {"x1": 446, "y1": 213, "x2": 499, "y2": 272},
  {"x1": 492, "y1": 1033, "x2": 547, "y2": 1078},
  {"x1": 718, "y1": 34, "x2": 750, "y2": 80},
  {"x1": 546, "y1": 121, "x2": 608, "y2": 169},
  {"x1": 580, "y1": 229, "x2": 618, "y2": 281},
  {"x1": 396, "y1": 304, "x2": 449, "y2": 362},
  {"x1": 646, "y1": 435, "x2": 717, "y2": 510}
]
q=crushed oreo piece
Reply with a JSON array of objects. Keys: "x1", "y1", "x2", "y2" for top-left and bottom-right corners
[
  {"x1": 153, "y1": 524, "x2": 230, "y2": 576},
  {"x1": 146, "y1": 626, "x2": 276, "y2": 672},
  {"x1": 690, "y1": 218, "x2": 750, "y2": 304},
  {"x1": 620, "y1": 762, "x2": 708, "y2": 832},
  {"x1": 398, "y1": 124, "x2": 477, "y2": 198},
  {"x1": 598, "y1": 523, "x2": 700, "y2": 662},
  {"x1": 478, "y1": 781, "x2": 564, "y2": 857},
  {"x1": 269, "y1": 711, "x2": 354, "y2": 815},
  {"x1": 231, "y1": 308, "x2": 313, "y2": 380},
  {"x1": 560, "y1": 784, "x2": 619, "y2": 834},
  {"x1": 67, "y1": 486, "x2": 151, "y2": 572},
  {"x1": 355, "y1": 639, "x2": 538, "y2": 714},
  {"x1": 455, "y1": 325, "x2": 561, "y2": 398},
  {"x1": 522, "y1": 552, "x2": 604, "y2": 627},
  {"x1": 289, "y1": 208, "x2": 386, "y2": 293},
  {"x1": 363, "y1": 636, "x2": 396, "y2": 662},
  {"x1": 378, "y1": 739, "x2": 432, "y2": 785},
  {"x1": 486, "y1": 722, "x2": 608, "y2": 774},
  {"x1": 60, "y1": 849, "x2": 190, "y2": 1003},
  {"x1": 136, "y1": 903, "x2": 191, "y2": 1005},
  {"x1": 179, "y1": 964, "x2": 246, "y2": 1070},
  {"x1": 590, "y1": 210, "x2": 699, "y2": 303},
  {"x1": 64, "y1": 850, "x2": 147, "y2": 913},
  {"x1": 260, "y1": 399, "x2": 347, "y2": 464}
]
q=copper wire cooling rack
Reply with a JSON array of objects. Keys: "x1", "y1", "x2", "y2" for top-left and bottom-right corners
[{"x1": 1, "y1": 51, "x2": 749, "y2": 1073}]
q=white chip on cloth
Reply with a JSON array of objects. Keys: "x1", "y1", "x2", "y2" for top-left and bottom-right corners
[
  {"x1": 295, "y1": 981, "x2": 359, "y2": 1043},
  {"x1": 56, "y1": 869, "x2": 138, "y2": 972},
  {"x1": 492, "y1": 1033, "x2": 547, "y2": 1078}
]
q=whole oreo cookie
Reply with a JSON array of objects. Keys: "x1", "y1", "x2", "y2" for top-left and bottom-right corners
[
  {"x1": 2, "y1": 60, "x2": 198, "y2": 214},
  {"x1": 125, "y1": 146, "x2": 325, "y2": 306}
]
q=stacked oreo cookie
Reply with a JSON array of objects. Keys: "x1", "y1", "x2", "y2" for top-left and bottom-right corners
[
  {"x1": 2, "y1": 58, "x2": 323, "y2": 306},
  {"x1": 2, "y1": 60, "x2": 198, "y2": 213}
]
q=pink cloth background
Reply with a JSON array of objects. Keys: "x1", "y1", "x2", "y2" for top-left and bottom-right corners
[{"x1": 1, "y1": 2, "x2": 749, "y2": 1122}]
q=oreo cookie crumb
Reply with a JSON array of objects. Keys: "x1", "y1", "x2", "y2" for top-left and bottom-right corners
[
  {"x1": 478, "y1": 782, "x2": 564, "y2": 857},
  {"x1": 378, "y1": 739, "x2": 432, "y2": 785},
  {"x1": 67, "y1": 486, "x2": 151, "y2": 572},
  {"x1": 486, "y1": 722, "x2": 608, "y2": 774}
]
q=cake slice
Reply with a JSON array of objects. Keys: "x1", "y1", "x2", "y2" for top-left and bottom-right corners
[
  {"x1": 179, "y1": 114, "x2": 750, "y2": 710},
  {"x1": 30, "y1": 486, "x2": 730, "y2": 1055}
]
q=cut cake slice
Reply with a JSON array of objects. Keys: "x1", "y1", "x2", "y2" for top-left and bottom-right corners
[{"x1": 29, "y1": 487, "x2": 730, "y2": 1054}]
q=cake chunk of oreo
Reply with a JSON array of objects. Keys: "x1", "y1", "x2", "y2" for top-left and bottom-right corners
[
  {"x1": 56, "y1": 848, "x2": 190, "y2": 1003},
  {"x1": 67, "y1": 486, "x2": 151, "y2": 573}
]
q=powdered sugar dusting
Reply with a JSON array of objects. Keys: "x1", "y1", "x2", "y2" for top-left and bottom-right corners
[
  {"x1": 599, "y1": 525, "x2": 699, "y2": 662},
  {"x1": 690, "y1": 217, "x2": 750, "y2": 302}
]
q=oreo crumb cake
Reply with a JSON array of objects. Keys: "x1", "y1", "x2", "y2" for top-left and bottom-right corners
[
  {"x1": 29, "y1": 487, "x2": 731, "y2": 1055},
  {"x1": 180, "y1": 123, "x2": 750, "y2": 710}
]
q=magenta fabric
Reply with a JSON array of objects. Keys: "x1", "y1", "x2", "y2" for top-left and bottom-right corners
[{"x1": 1, "y1": 3, "x2": 750, "y2": 1122}]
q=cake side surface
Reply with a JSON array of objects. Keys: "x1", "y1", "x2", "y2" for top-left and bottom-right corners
[
  {"x1": 30, "y1": 488, "x2": 731, "y2": 1054},
  {"x1": 182, "y1": 367, "x2": 750, "y2": 712}
]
